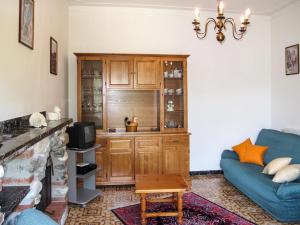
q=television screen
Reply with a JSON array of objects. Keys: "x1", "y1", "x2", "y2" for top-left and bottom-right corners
[{"x1": 84, "y1": 125, "x2": 95, "y2": 144}]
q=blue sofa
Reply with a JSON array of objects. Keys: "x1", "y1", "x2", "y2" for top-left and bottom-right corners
[{"x1": 220, "y1": 129, "x2": 300, "y2": 222}]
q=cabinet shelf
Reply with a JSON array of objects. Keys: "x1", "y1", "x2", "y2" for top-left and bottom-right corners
[
  {"x1": 77, "y1": 168, "x2": 101, "y2": 179},
  {"x1": 67, "y1": 145, "x2": 102, "y2": 205},
  {"x1": 82, "y1": 75, "x2": 103, "y2": 79},
  {"x1": 165, "y1": 110, "x2": 184, "y2": 113},
  {"x1": 69, "y1": 188, "x2": 101, "y2": 205},
  {"x1": 82, "y1": 110, "x2": 103, "y2": 114},
  {"x1": 83, "y1": 93, "x2": 103, "y2": 97},
  {"x1": 164, "y1": 94, "x2": 183, "y2": 97},
  {"x1": 164, "y1": 78, "x2": 183, "y2": 80}
]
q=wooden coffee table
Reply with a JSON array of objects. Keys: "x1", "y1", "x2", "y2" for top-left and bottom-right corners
[{"x1": 135, "y1": 175, "x2": 187, "y2": 225}]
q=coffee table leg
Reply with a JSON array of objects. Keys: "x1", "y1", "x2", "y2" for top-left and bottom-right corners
[
  {"x1": 177, "y1": 192, "x2": 183, "y2": 224},
  {"x1": 140, "y1": 193, "x2": 147, "y2": 225},
  {"x1": 173, "y1": 192, "x2": 177, "y2": 202}
]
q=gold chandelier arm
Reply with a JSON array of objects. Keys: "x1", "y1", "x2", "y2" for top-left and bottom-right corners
[
  {"x1": 195, "y1": 18, "x2": 217, "y2": 39},
  {"x1": 224, "y1": 18, "x2": 244, "y2": 40}
]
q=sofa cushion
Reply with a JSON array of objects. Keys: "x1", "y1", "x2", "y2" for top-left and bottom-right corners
[
  {"x1": 263, "y1": 157, "x2": 292, "y2": 175},
  {"x1": 221, "y1": 158, "x2": 281, "y2": 202},
  {"x1": 273, "y1": 165, "x2": 300, "y2": 183},
  {"x1": 240, "y1": 144, "x2": 268, "y2": 166},
  {"x1": 232, "y1": 138, "x2": 252, "y2": 161},
  {"x1": 277, "y1": 182, "x2": 300, "y2": 200},
  {"x1": 255, "y1": 129, "x2": 300, "y2": 164}
]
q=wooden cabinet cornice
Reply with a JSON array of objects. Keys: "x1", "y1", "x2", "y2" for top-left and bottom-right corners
[
  {"x1": 76, "y1": 53, "x2": 191, "y2": 187},
  {"x1": 74, "y1": 53, "x2": 190, "y2": 58}
]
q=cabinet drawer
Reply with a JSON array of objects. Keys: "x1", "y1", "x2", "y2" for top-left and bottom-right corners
[
  {"x1": 135, "y1": 137, "x2": 161, "y2": 148},
  {"x1": 163, "y1": 135, "x2": 189, "y2": 146},
  {"x1": 109, "y1": 139, "x2": 132, "y2": 149}
]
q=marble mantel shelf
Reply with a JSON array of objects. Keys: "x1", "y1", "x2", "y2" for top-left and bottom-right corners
[{"x1": 0, "y1": 118, "x2": 73, "y2": 164}]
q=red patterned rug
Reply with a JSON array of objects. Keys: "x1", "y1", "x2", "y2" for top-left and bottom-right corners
[{"x1": 112, "y1": 192, "x2": 256, "y2": 225}]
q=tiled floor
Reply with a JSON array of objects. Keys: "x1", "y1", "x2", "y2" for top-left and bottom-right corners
[{"x1": 65, "y1": 175, "x2": 300, "y2": 225}]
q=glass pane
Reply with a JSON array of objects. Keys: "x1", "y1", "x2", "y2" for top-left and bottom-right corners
[
  {"x1": 163, "y1": 61, "x2": 184, "y2": 129},
  {"x1": 81, "y1": 60, "x2": 103, "y2": 129}
]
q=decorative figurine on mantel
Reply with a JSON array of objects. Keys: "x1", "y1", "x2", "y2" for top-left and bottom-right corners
[
  {"x1": 29, "y1": 112, "x2": 47, "y2": 128},
  {"x1": 47, "y1": 106, "x2": 62, "y2": 121},
  {"x1": 124, "y1": 116, "x2": 138, "y2": 132}
]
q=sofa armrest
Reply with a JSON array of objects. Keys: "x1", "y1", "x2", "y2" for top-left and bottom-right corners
[
  {"x1": 277, "y1": 183, "x2": 300, "y2": 200},
  {"x1": 221, "y1": 150, "x2": 239, "y2": 160}
]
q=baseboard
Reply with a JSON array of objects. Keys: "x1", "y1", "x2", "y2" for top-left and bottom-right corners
[{"x1": 190, "y1": 170, "x2": 223, "y2": 176}]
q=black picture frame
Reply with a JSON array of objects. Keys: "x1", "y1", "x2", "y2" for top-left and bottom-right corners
[{"x1": 50, "y1": 37, "x2": 58, "y2": 75}]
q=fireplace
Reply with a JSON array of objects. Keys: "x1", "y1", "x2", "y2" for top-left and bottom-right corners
[
  {"x1": 2, "y1": 123, "x2": 71, "y2": 224},
  {"x1": 36, "y1": 157, "x2": 52, "y2": 211}
]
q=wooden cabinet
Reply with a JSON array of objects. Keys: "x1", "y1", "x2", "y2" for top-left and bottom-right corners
[
  {"x1": 135, "y1": 136, "x2": 162, "y2": 175},
  {"x1": 106, "y1": 56, "x2": 160, "y2": 90},
  {"x1": 76, "y1": 56, "x2": 106, "y2": 130},
  {"x1": 161, "y1": 58, "x2": 188, "y2": 132},
  {"x1": 162, "y1": 135, "x2": 188, "y2": 176},
  {"x1": 95, "y1": 147, "x2": 107, "y2": 183},
  {"x1": 134, "y1": 57, "x2": 161, "y2": 89},
  {"x1": 95, "y1": 134, "x2": 189, "y2": 186},
  {"x1": 107, "y1": 138, "x2": 135, "y2": 183},
  {"x1": 107, "y1": 57, "x2": 133, "y2": 89},
  {"x1": 95, "y1": 137, "x2": 108, "y2": 184},
  {"x1": 76, "y1": 53, "x2": 190, "y2": 187}
]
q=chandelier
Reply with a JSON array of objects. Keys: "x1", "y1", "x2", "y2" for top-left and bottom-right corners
[{"x1": 192, "y1": 0, "x2": 251, "y2": 43}]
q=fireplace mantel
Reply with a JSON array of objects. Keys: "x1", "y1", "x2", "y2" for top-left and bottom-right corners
[
  {"x1": 0, "y1": 118, "x2": 72, "y2": 224},
  {"x1": 0, "y1": 118, "x2": 72, "y2": 164}
]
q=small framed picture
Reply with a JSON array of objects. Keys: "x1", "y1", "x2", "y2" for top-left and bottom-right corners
[
  {"x1": 19, "y1": 0, "x2": 34, "y2": 49},
  {"x1": 285, "y1": 44, "x2": 299, "y2": 75},
  {"x1": 50, "y1": 37, "x2": 58, "y2": 75}
]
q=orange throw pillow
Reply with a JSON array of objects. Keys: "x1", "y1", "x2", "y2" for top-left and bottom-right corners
[
  {"x1": 232, "y1": 138, "x2": 252, "y2": 161},
  {"x1": 241, "y1": 145, "x2": 269, "y2": 166}
]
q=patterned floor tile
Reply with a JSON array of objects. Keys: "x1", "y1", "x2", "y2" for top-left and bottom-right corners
[{"x1": 65, "y1": 175, "x2": 300, "y2": 225}]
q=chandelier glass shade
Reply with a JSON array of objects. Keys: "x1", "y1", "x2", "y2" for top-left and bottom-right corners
[{"x1": 192, "y1": 0, "x2": 251, "y2": 43}]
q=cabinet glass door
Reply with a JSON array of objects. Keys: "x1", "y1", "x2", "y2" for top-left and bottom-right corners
[
  {"x1": 80, "y1": 60, "x2": 104, "y2": 129},
  {"x1": 162, "y1": 60, "x2": 186, "y2": 131}
]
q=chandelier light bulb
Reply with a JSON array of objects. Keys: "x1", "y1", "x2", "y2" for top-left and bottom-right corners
[
  {"x1": 240, "y1": 16, "x2": 245, "y2": 28},
  {"x1": 245, "y1": 8, "x2": 251, "y2": 19},
  {"x1": 219, "y1": 1, "x2": 224, "y2": 14},
  {"x1": 240, "y1": 16, "x2": 245, "y2": 23},
  {"x1": 194, "y1": 8, "x2": 200, "y2": 21}
]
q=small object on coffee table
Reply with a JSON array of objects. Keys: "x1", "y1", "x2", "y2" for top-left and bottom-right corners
[{"x1": 135, "y1": 174, "x2": 187, "y2": 225}]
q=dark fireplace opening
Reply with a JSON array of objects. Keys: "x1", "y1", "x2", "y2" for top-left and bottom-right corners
[{"x1": 36, "y1": 157, "x2": 52, "y2": 211}]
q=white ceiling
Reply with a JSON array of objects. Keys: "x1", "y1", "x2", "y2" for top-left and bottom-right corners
[{"x1": 69, "y1": 0, "x2": 298, "y2": 15}]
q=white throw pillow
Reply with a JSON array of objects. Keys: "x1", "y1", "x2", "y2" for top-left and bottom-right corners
[
  {"x1": 272, "y1": 165, "x2": 300, "y2": 183},
  {"x1": 262, "y1": 157, "x2": 292, "y2": 175},
  {"x1": 293, "y1": 164, "x2": 300, "y2": 169}
]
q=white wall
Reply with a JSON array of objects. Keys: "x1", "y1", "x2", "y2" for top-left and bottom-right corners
[
  {"x1": 271, "y1": 1, "x2": 300, "y2": 130},
  {"x1": 68, "y1": 6, "x2": 271, "y2": 171},
  {"x1": 0, "y1": 0, "x2": 69, "y2": 121}
]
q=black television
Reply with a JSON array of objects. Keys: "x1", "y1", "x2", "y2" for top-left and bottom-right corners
[{"x1": 66, "y1": 122, "x2": 96, "y2": 149}]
